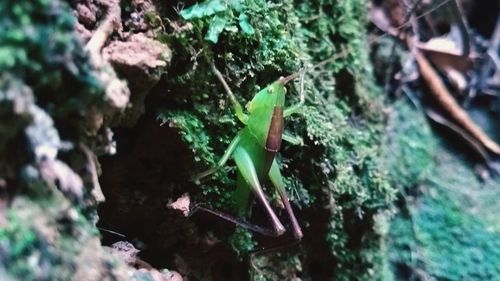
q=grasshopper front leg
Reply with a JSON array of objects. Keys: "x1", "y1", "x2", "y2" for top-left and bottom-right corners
[
  {"x1": 194, "y1": 63, "x2": 249, "y2": 182},
  {"x1": 193, "y1": 134, "x2": 241, "y2": 182},
  {"x1": 282, "y1": 69, "x2": 306, "y2": 146}
]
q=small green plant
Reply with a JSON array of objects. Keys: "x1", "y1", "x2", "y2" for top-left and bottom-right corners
[{"x1": 180, "y1": 0, "x2": 256, "y2": 43}]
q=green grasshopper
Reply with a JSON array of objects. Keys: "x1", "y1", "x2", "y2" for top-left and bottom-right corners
[{"x1": 191, "y1": 62, "x2": 307, "y2": 241}]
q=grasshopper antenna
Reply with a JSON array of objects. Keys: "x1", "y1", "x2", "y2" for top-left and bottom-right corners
[
  {"x1": 98, "y1": 227, "x2": 126, "y2": 238},
  {"x1": 279, "y1": 66, "x2": 307, "y2": 85},
  {"x1": 280, "y1": 45, "x2": 347, "y2": 85}
]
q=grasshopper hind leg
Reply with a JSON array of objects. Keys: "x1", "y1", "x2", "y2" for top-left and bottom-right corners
[
  {"x1": 245, "y1": 160, "x2": 304, "y2": 262},
  {"x1": 189, "y1": 204, "x2": 283, "y2": 237},
  {"x1": 232, "y1": 146, "x2": 286, "y2": 236},
  {"x1": 268, "y1": 159, "x2": 303, "y2": 240},
  {"x1": 190, "y1": 146, "x2": 287, "y2": 237}
]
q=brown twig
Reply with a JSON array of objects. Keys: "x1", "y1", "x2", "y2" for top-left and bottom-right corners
[
  {"x1": 424, "y1": 109, "x2": 491, "y2": 164},
  {"x1": 398, "y1": 0, "x2": 500, "y2": 156},
  {"x1": 413, "y1": 49, "x2": 500, "y2": 155},
  {"x1": 484, "y1": 16, "x2": 500, "y2": 89}
]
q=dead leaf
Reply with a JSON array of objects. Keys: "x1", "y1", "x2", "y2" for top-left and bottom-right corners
[{"x1": 417, "y1": 37, "x2": 473, "y2": 73}]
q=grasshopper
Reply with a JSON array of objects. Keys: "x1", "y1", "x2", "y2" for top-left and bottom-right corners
[
  {"x1": 191, "y1": 62, "x2": 308, "y2": 241},
  {"x1": 189, "y1": 47, "x2": 348, "y2": 244}
]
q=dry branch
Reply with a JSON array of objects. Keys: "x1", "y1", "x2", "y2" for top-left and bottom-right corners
[{"x1": 414, "y1": 50, "x2": 500, "y2": 155}]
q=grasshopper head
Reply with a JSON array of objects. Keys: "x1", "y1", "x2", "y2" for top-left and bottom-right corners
[
  {"x1": 247, "y1": 80, "x2": 286, "y2": 113},
  {"x1": 277, "y1": 73, "x2": 298, "y2": 85}
]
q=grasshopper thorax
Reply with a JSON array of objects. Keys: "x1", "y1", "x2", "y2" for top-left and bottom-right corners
[{"x1": 246, "y1": 81, "x2": 287, "y2": 151}]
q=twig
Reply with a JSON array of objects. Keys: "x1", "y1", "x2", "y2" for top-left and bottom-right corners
[
  {"x1": 425, "y1": 109, "x2": 491, "y2": 164},
  {"x1": 384, "y1": 0, "x2": 422, "y2": 93},
  {"x1": 391, "y1": 0, "x2": 453, "y2": 37},
  {"x1": 400, "y1": 0, "x2": 500, "y2": 155},
  {"x1": 98, "y1": 226, "x2": 126, "y2": 238},
  {"x1": 484, "y1": 16, "x2": 500, "y2": 88},
  {"x1": 488, "y1": 17, "x2": 500, "y2": 66},
  {"x1": 413, "y1": 49, "x2": 500, "y2": 155}
]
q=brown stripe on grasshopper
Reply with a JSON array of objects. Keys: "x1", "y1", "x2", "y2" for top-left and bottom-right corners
[{"x1": 265, "y1": 106, "x2": 284, "y2": 152}]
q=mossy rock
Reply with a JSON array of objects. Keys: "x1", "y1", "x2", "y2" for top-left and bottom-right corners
[
  {"x1": 1, "y1": 0, "x2": 401, "y2": 280},
  {"x1": 150, "y1": 0, "x2": 395, "y2": 280}
]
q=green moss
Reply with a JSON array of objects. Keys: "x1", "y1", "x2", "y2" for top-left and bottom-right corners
[
  {"x1": 389, "y1": 183, "x2": 500, "y2": 280},
  {"x1": 143, "y1": 10, "x2": 164, "y2": 30},
  {"x1": 161, "y1": 0, "x2": 395, "y2": 279},
  {"x1": 0, "y1": 219, "x2": 39, "y2": 280},
  {"x1": 228, "y1": 227, "x2": 257, "y2": 257},
  {"x1": 0, "y1": 0, "x2": 103, "y2": 139},
  {"x1": 1, "y1": 194, "x2": 76, "y2": 280},
  {"x1": 159, "y1": 110, "x2": 214, "y2": 164},
  {"x1": 0, "y1": 0, "x2": 133, "y2": 279},
  {"x1": 0, "y1": 188, "x2": 132, "y2": 281},
  {"x1": 0, "y1": 0, "x2": 108, "y2": 210},
  {"x1": 0, "y1": 212, "x2": 37, "y2": 259},
  {"x1": 388, "y1": 139, "x2": 500, "y2": 280},
  {"x1": 250, "y1": 251, "x2": 303, "y2": 281},
  {"x1": 417, "y1": 190, "x2": 500, "y2": 280},
  {"x1": 382, "y1": 100, "x2": 435, "y2": 188}
]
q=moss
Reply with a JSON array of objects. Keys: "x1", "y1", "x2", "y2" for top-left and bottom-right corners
[
  {"x1": 0, "y1": 216, "x2": 39, "y2": 280},
  {"x1": 159, "y1": 0, "x2": 395, "y2": 279},
  {"x1": 0, "y1": 0, "x2": 103, "y2": 201},
  {"x1": 0, "y1": 0, "x2": 446, "y2": 279},
  {"x1": 0, "y1": 186, "x2": 132, "y2": 281},
  {"x1": 0, "y1": 0, "x2": 136, "y2": 280},
  {"x1": 416, "y1": 189, "x2": 500, "y2": 280},
  {"x1": 389, "y1": 172, "x2": 500, "y2": 280},
  {"x1": 158, "y1": 110, "x2": 214, "y2": 165},
  {"x1": 0, "y1": 0, "x2": 103, "y2": 140},
  {"x1": 250, "y1": 251, "x2": 303, "y2": 281},
  {"x1": 228, "y1": 227, "x2": 257, "y2": 257},
  {"x1": 387, "y1": 112, "x2": 500, "y2": 280},
  {"x1": 0, "y1": 212, "x2": 37, "y2": 261},
  {"x1": 382, "y1": 99, "x2": 435, "y2": 188}
]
